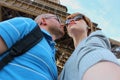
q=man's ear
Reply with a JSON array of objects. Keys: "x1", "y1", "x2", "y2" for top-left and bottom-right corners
[{"x1": 41, "y1": 18, "x2": 47, "y2": 25}]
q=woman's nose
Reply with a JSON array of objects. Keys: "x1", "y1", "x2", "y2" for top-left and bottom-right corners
[{"x1": 69, "y1": 20, "x2": 75, "y2": 24}]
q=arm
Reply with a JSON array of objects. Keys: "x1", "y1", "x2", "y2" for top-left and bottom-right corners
[
  {"x1": 0, "y1": 37, "x2": 8, "y2": 54},
  {"x1": 0, "y1": 17, "x2": 36, "y2": 54},
  {"x1": 83, "y1": 61, "x2": 120, "y2": 80},
  {"x1": 79, "y1": 31, "x2": 120, "y2": 80}
]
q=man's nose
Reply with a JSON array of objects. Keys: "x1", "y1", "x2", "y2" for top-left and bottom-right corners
[{"x1": 60, "y1": 24, "x2": 65, "y2": 28}]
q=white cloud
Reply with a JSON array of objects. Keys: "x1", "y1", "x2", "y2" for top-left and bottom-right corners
[
  {"x1": 60, "y1": 0, "x2": 85, "y2": 13},
  {"x1": 60, "y1": 0, "x2": 79, "y2": 6},
  {"x1": 60, "y1": 0, "x2": 120, "y2": 42}
]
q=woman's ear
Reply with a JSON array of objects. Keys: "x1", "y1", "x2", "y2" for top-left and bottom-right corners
[{"x1": 87, "y1": 28, "x2": 91, "y2": 36}]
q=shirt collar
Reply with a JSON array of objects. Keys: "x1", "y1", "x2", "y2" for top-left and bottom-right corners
[{"x1": 41, "y1": 28, "x2": 53, "y2": 41}]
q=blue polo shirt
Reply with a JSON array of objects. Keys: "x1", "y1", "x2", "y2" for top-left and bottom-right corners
[{"x1": 0, "y1": 17, "x2": 57, "y2": 80}]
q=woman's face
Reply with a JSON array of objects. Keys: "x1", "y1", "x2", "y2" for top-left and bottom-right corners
[{"x1": 65, "y1": 15, "x2": 88, "y2": 37}]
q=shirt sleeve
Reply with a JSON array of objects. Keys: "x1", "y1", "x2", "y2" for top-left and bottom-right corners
[
  {"x1": 76, "y1": 30, "x2": 120, "y2": 80},
  {"x1": 0, "y1": 17, "x2": 37, "y2": 48}
]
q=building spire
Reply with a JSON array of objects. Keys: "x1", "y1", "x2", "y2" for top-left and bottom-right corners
[{"x1": 48, "y1": 0, "x2": 60, "y2": 3}]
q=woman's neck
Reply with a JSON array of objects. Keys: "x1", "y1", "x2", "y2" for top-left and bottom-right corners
[{"x1": 73, "y1": 32, "x2": 87, "y2": 48}]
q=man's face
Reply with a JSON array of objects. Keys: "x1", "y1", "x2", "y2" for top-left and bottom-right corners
[{"x1": 45, "y1": 15, "x2": 65, "y2": 39}]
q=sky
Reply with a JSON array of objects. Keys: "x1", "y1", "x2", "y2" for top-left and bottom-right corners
[{"x1": 60, "y1": 0, "x2": 120, "y2": 42}]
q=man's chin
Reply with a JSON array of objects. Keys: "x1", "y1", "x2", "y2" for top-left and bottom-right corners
[{"x1": 57, "y1": 33, "x2": 64, "y2": 40}]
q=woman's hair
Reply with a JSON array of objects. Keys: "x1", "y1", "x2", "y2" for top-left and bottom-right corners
[{"x1": 66, "y1": 12, "x2": 96, "y2": 35}]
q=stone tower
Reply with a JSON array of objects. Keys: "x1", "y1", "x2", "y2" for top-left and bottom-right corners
[
  {"x1": 0, "y1": 0, "x2": 69, "y2": 22},
  {"x1": 48, "y1": 0, "x2": 60, "y2": 3}
]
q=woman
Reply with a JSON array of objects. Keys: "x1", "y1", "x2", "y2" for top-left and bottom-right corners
[{"x1": 59, "y1": 12, "x2": 120, "y2": 80}]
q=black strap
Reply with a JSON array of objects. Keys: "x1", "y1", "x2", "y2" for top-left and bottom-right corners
[{"x1": 0, "y1": 25, "x2": 43, "y2": 70}]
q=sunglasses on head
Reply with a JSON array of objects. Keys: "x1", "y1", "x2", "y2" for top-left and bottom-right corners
[
  {"x1": 45, "y1": 15, "x2": 61, "y2": 23},
  {"x1": 65, "y1": 14, "x2": 84, "y2": 26}
]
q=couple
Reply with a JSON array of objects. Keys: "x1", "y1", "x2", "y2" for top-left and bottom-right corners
[{"x1": 0, "y1": 13, "x2": 120, "y2": 80}]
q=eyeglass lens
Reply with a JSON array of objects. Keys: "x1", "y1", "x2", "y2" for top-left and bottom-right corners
[{"x1": 65, "y1": 15, "x2": 83, "y2": 25}]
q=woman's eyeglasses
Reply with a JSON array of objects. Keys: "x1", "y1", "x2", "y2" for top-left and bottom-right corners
[{"x1": 65, "y1": 15, "x2": 84, "y2": 26}]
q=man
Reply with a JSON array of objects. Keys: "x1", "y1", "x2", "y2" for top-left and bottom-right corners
[{"x1": 0, "y1": 13, "x2": 64, "y2": 80}]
